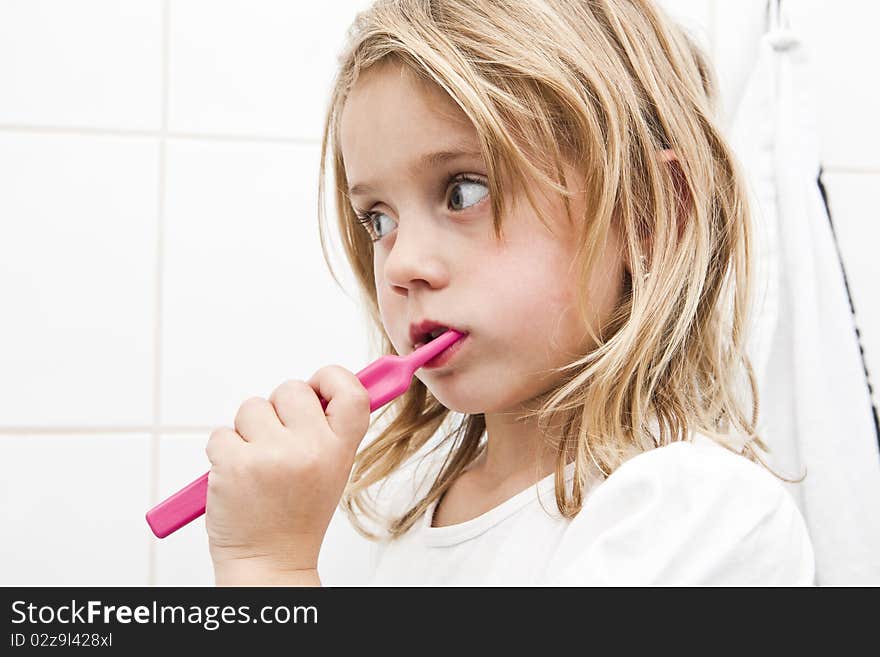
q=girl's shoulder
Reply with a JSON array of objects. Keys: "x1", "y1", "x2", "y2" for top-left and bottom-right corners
[
  {"x1": 546, "y1": 435, "x2": 816, "y2": 585},
  {"x1": 603, "y1": 433, "x2": 787, "y2": 503}
]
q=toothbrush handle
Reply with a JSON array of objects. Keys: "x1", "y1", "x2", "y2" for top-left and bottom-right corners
[
  {"x1": 145, "y1": 357, "x2": 414, "y2": 539},
  {"x1": 146, "y1": 472, "x2": 210, "y2": 538}
]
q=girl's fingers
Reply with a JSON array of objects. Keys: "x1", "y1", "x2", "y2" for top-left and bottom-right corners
[
  {"x1": 268, "y1": 379, "x2": 327, "y2": 432},
  {"x1": 306, "y1": 365, "x2": 371, "y2": 449},
  {"x1": 233, "y1": 396, "x2": 283, "y2": 443},
  {"x1": 205, "y1": 426, "x2": 246, "y2": 466}
]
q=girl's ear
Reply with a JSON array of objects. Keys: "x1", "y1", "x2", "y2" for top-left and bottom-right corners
[
  {"x1": 661, "y1": 150, "x2": 691, "y2": 241},
  {"x1": 624, "y1": 150, "x2": 691, "y2": 278}
]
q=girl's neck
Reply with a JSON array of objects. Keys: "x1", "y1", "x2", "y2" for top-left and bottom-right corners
[{"x1": 478, "y1": 410, "x2": 568, "y2": 490}]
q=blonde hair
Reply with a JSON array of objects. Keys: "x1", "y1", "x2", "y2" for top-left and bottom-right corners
[{"x1": 317, "y1": 0, "x2": 794, "y2": 540}]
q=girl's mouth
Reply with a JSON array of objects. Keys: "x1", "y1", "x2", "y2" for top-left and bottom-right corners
[{"x1": 413, "y1": 326, "x2": 451, "y2": 350}]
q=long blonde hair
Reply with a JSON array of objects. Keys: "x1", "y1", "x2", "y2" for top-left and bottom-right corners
[{"x1": 317, "y1": 0, "x2": 791, "y2": 540}]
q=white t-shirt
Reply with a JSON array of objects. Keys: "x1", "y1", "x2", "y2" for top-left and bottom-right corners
[{"x1": 365, "y1": 435, "x2": 816, "y2": 585}]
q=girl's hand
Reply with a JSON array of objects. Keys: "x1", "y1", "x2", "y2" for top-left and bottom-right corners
[{"x1": 204, "y1": 365, "x2": 371, "y2": 581}]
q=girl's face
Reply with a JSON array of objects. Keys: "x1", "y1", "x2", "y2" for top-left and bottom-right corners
[{"x1": 340, "y1": 61, "x2": 627, "y2": 415}]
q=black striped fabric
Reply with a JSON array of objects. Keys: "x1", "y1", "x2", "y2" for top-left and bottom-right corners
[{"x1": 816, "y1": 167, "x2": 880, "y2": 451}]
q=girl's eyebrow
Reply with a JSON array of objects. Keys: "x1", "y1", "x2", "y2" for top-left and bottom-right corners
[{"x1": 347, "y1": 147, "x2": 483, "y2": 198}]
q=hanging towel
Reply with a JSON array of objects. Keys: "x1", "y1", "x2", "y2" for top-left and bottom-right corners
[{"x1": 729, "y1": 1, "x2": 880, "y2": 585}]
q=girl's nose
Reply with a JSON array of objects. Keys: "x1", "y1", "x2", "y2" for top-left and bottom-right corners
[{"x1": 382, "y1": 219, "x2": 448, "y2": 293}]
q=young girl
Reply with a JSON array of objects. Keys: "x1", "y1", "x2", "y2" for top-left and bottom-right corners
[{"x1": 203, "y1": 0, "x2": 815, "y2": 586}]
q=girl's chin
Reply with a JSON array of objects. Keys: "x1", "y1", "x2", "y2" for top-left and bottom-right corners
[
  {"x1": 422, "y1": 384, "x2": 512, "y2": 416},
  {"x1": 415, "y1": 376, "x2": 479, "y2": 413}
]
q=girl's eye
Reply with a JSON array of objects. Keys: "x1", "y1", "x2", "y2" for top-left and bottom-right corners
[
  {"x1": 448, "y1": 176, "x2": 489, "y2": 212},
  {"x1": 355, "y1": 174, "x2": 488, "y2": 242},
  {"x1": 355, "y1": 211, "x2": 395, "y2": 242}
]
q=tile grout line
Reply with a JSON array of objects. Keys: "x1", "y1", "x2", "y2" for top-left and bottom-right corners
[
  {"x1": 2, "y1": 136, "x2": 880, "y2": 183},
  {"x1": 0, "y1": 426, "x2": 216, "y2": 435},
  {"x1": 0, "y1": 123, "x2": 320, "y2": 146},
  {"x1": 821, "y1": 165, "x2": 880, "y2": 175},
  {"x1": 147, "y1": 0, "x2": 172, "y2": 589}
]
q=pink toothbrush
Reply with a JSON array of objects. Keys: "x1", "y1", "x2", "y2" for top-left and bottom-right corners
[{"x1": 145, "y1": 329, "x2": 466, "y2": 539}]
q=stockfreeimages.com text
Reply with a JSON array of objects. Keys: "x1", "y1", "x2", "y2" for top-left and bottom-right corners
[{"x1": 11, "y1": 599, "x2": 317, "y2": 631}]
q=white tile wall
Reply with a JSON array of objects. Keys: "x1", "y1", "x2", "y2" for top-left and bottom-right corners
[
  {"x1": 659, "y1": 0, "x2": 714, "y2": 53},
  {"x1": 160, "y1": 139, "x2": 370, "y2": 428},
  {"x1": 0, "y1": 133, "x2": 157, "y2": 427},
  {"x1": 2, "y1": 0, "x2": 878, "y2": 586},
  {"x1": 168, "y1": 0, "x2": 374, "y2": 139},
  {"x1": 0, "y1": 434, "x2": 152, "y2": 585},
  {"x1": 0, "y1": 0, "x2": 163, "y2": 130},
  {"x1": 786, "y1": 0, "x2": 880, "y2": 170}
]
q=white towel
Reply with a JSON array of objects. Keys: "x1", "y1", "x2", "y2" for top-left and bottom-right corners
[{"x1": 729, "y1": 3, "x2": 880, "y2": 585}]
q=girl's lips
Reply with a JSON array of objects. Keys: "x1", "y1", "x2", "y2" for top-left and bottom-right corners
[
  {"x1": 409, "y1": 319, "x2": 468, "y2": 350},
  {"x1": 421, "y1": 333, "x2": 468, "y2": 369}
]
